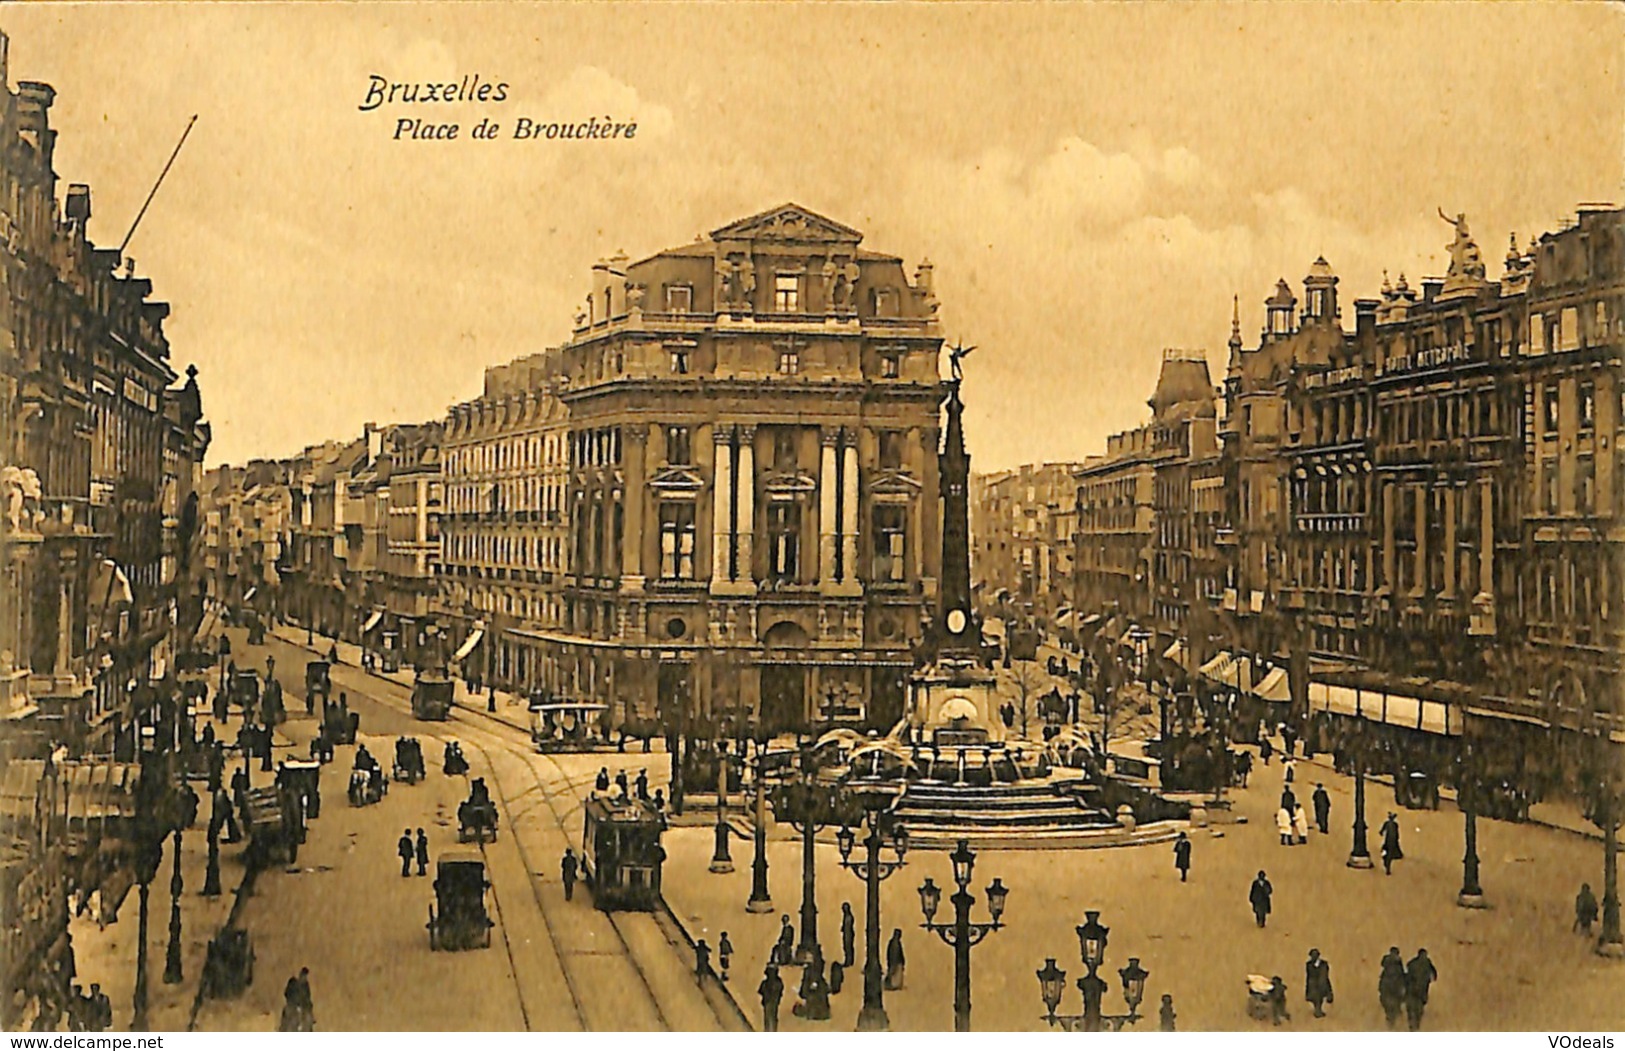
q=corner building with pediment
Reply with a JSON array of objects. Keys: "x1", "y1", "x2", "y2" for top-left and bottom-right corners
[{"x1": 551, "y1": 204, "x2": 947, "y2": 733}]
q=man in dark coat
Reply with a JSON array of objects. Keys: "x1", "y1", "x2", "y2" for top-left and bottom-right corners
[
  {"x1": 1172, "y1": 832, "x2": 1192, "y2": 882},
  {"x1": 1575, "y1": 883, "x2": 1599, "y2": 934},
  {"x1": 415, "y1": 828, "x2": 429, "y2": 876},
  {"x1": 397, "y1": 829, "x2": 414, "y2": 877},
  {"x1": 595, "y1": 767, "x2": 611, "y2": 793},
  {"x1": 758, "y1": 964, "x2": 785, "y2": 1032},
  {"x1": 1380, "y1": 813, "x2": 1404, "y2": 875},
  {"x1": 1304, "y1": 948, "x2": 1333, "y2": 1017},
  {"x1": 774, "y1": 915, "x2": 795, "y2": 965},
  {"x1": 1404, "y1": 948, "x2": 1437, "y2": 1031},
  {"x1": 1378, "y1": 947, "x2": 1407, "y2": 1029},
  {"x1": 1312, "y1": 783, "x2": 1332, "y2": 835},
  {"x1": 561, "y1": 848, "x2": 579, "y2": 901},
  {"x1": 841, "y1": 901, "x2": 857, "y2": 967},
  {"x1": 1259, "y1": 736, "x2": 1273, "y2": 766},
  {"x1": 1249, "y1": 870, "x2": 1273, "y2": 928}
]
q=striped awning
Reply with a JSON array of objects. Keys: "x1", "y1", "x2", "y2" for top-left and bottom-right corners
[
  {"x1": 1308, "y1": 682, "x2": 1461, "y2": 736},
  {"x1": 361, "y1": 610, "x2": 384, "y2": 634},
  {"x1": 1162, "y1": 639, "x2": 1186, "y2": 665},
  {"x1": 1199, "y1": 652, "x2": 1255, "y2": 692},
  {"x1": 452, "y1": 629, "x2": 485, "y2": 663},
  {"x1": 1252, "y1": 666, "x2": 1291, "y2": 703}
]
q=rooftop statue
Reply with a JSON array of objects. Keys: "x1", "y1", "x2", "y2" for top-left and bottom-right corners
[{"x1": 1439, "y1": 207, "x2": 1487, "y2": 283}]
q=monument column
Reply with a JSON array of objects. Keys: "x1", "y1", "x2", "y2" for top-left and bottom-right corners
[
  {"x1": 819, "y1": 429, "x2": 840, "y2": 586},
  {"x1": 735, "y1": 426, "x2": 757, "y2": 589},
  {"x1": 840, "y1": 434, "x2": 860, "y2": 593},
  {"x1": 711, "y1": 426, "x2": 733, "y2": 591},
  {"x1": 622, "y1": 424, "x2": 648, "y2": 592}
]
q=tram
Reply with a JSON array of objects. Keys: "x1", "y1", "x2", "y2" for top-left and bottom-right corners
[{"x1": 581, "y1": 796, "x2": 665, "y2": 912}]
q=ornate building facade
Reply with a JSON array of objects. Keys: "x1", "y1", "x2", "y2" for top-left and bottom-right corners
[
  {"x1": 553, "y1": 204, "x2": 946, "y2": 732},
  {"x1": 969, "y1": 461, "x2": 1083, "y2": 622}
]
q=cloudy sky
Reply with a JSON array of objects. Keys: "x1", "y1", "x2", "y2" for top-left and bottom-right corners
[{"x1": 10, "y1": 3, "x2": 1621, "y2": 470}]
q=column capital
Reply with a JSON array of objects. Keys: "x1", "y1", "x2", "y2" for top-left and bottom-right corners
[
  {"x1": 713, "y1": 425, "x2": 734, "y2": 446},
  {"x1": 625, "y1": 423, "x2": 650, "y2": 442},
  {"x1": 739, "y1": 424, "x2": 757, "y2": 443},
  {"x1": 821, "y1": 428, "x2": 842, "y2": 449}
]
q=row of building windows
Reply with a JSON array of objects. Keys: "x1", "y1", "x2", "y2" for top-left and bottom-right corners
[
  {"x1": 445, "y1": 433, "x2": 565, "y2": 477},
  {"x1": 445, "y1": 478, "x2": 568, "y2": 517},
  {"x1": 444, "y1": 530, "x2": 565, "y2": 571}
]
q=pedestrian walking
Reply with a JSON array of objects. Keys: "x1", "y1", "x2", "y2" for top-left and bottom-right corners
[
  {"x1": 213, "y1": 787, "x2": 240, "y2": 843},
  {"x1": 774, "y1": 914, "x2": 796, "y2": 965},
  {"x1": 279, "y1": 975, "x2": 303, "y2": 1032},
  {"x1": 828, "y1": 959, "x2": 845, "y2": 994},
  {"x1": 595, "y1": 767, "x2": 611, "y2": 793},
  {"x1": 1404, "y1": 948, "x2": 1437, "y2": 1031},
  {"x1": 1267, "y1": 976, "x2": 1290, "y2": 1026},
  {"x1": 841, "y1": 901, "x2": 856, "y2": 966},
  {"x1": 1259, "y1": 736, "x2": 1273, "y2": 766},
  {"x1": 415, "y1": 829, "x2": 429, "y2": 876},
  {"x1": 1380, "y1": 812, "x2": 1403, "y2": 875},
  {"x1": 1249, "y1": 870, "x2": 1273, "y2": 927},
  {"x1": 792, "y1": 952, "x2": 831, "y2": 1020},
  {"x1": 1173, "y1": 831, "x2": 1192, "y2": 881},
  {"x1": 1280, "y1": 786, "x2": 1297, "y2": 812},
  {"x1": 1275, "y1": 806, "x2": 1293, "y2": 846},
  {"x1": 884, "y1": 928, "x2": 906, "y2": 990},
  {"x1": 635, "y1": 768, "x2": 649, "y2": 801},
  {"x1": 1159, "y1": 993, "x2": 1176, "y2": 1032},
  {"x1": 87, "y1": 984, "x2": 109, "y2": 1032},
  {"x1": 397, "y1": 829, "x2": 414, "y2": 877},
  {"x1": 1378, "y1": 947, "x2": 1406, "y2": 1029},
  {"x1": 1576, "y1": 882, "x2": 1599, "y2": 934},
  {"x1": 561, "y1": 848, "x2": 579, "y2": 901},
  {"x1": 1292, "y1": 803, "x2": 1309, "y2": 845},
  {"x1": 327, "y1": 643, "x2": 339, "y2": 666},
  {"x1": 1236, "y1": 749, "x2": 1253, "y2": 787},
  {"x1": 1312, "y1": 783, "x2": 1331, "y2": 834},
  {"x1": 718, "y1": 932, "x2": 734, "y2": 981},
  {"x1": 695, "y1": 939, "x2": 714, "y2": 978},
  {"x1": 1304, "y1": 949, "x2": 1333, "y2": 1018},
  {"x1": 615, "y1": 769, "x2": 630, "y2": 797},
  {"x1": 759, "y1": 964, "x2": 784, "y2": 1032},
  {"x1": 1282, "y1": 724, "x2": 1298, "y2": 757},
  {"x1": 1283, "y1": 756, "x2": 1296, "y2": 784}
]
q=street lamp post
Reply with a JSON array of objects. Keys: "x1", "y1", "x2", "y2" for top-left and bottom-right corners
[
  {"x1": 774, "y1": 748, "x2": 861, "y2": 961},
  {"x1": 1347, "y1": 726, "x2": 1373, "y2": 869},
  {"x1": 1035, "y1": 910, "x2": 1150, "y2": 1032},
  {"x1": 917, "y1": 839, "x2": 1008, "y2": 1031},
  {"x1": 836, "y1": 797, "x2": 909, "y2": 1031},
  {"x1": 163, "y1": 829, "x2": 185, "y2": 983},
  {"x1": 202, "y1": 815, "x2": 222, "y2": 897},
  {"x1": 1456, "y1": 744, "x2": 1486, "y2": 908},
  {"x1": 746, "y1": 732, "x2": 773, "y2": 913},
  {"x1": 710, "y1": 739, "x2": 734, "y2": 874}
]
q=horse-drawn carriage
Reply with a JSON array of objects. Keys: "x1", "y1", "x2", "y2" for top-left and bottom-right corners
[
  {"x1": 231, "y1": 670, "x2": 261, "y2": 715},
  {"x1": 201, "y1": 928, "x2": 255, "y2": 1001},
  {"x1": 457, "y1": 779, "x2": 498, "y2": 843},
  {"x1": 241, "y1": 785, "x2": 300, "y2": 868},
  {"x1": 393, "y1": 737, "x2": 426, "y2": 784},
  {"x1": 411, "y1": 672, "x2": 454, "y2": 721},
  {"x1": 322, "y1": 697, "x2": 359, "y2": 746},
  {"x1": 529, "y1": 702, "x2": 611, "y2": 753},
  {"x1": 582, "y1": 795, "x2": 665, "y2": 911},
  {"x1": 304, "y1": 660, "x2": 332, "y2": 713},
  {"x1": 278, "y1": 759, "x2": 322, "y2": 820},
  {"x1": 427, "y1": 851, "x2": 493, "y2": 951}
]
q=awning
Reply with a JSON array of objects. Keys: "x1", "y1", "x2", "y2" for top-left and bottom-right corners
[
  {"x1": 361, "y1": 610, "x2": 384, "y2": 634},
  {"x1": 1252, "y1": 666, "x2": 1291, "y2": 703},
  {"x1": 90, "y1": 560, "x2": 134, "y2": 608},
  {"x1": 1308, "y1": 682, "x2": 1461, "y2": 736},
  {"x1": 1080, "y1": 614, "x2": 1102, "y2": 628},
  {"x1": 1055, "y1": 609, "x2": 1075, "y2": 629},
  {"x1": 1162, "y1": 639, "x2": 1186, "y2": 663},
  {"x1": 452, "y1": 629, "x2": 485, "y2": 663},
  {"x1": 1199, "y1": 652, "x2": 1255, "y2": 691},
  {"x1": 243, "y1": 587, "x2": 257, "y2": 602},
  {"x1": 1118, "y1": 628, "x2": 1139, "y2": 647}
]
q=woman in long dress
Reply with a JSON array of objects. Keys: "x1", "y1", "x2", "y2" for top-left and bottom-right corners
[{"x1": 884, "y1": 929, "x2": 906, "y2": 990}]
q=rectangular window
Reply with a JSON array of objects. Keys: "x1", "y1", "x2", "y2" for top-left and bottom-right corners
[
  {"x1": 666, "y1": 426, "x2": 692, "y2": 466},
  {"x1": 1580, "y1": 381, "x2": 1596, "y2": 430},
  {"x1": 670, "y1": 346, "x2": 691, "y2": 374},
  {"x1": 1544, "y1": 386, "x2": 1560, "y2": 434},
  {"x1": 1560, "y1": 308, "x2": 1581, "y2": 352},
  {"x1": 1544, "y1": 458, "x2": 1559, "y2": 514},
  {"x1": 880, "y1": 352, "x2": 900, "y2": 378},
  {"x1": 878, "y1": 430, "x2": 904, "y2": 470},
  {"x1": 778, "y1": 348, "x2": 800, "y2": 375},
  {"x1": 774, "y1": 274, "x2": 800, "y2": 313},
  {"x1": 872, "y1": 288, "x2": 897, "y2": 316},
  {"x1": 773, "y1": 429, "x2": 798, "y2": 469},
  {"x1": 658, "y1": 503, "x2": 696, "y2": 579},
  {"x1": 767, "y1": 502, "x2": 799, "y2": 582},
  {"x1": 1577, "y1": 456, "x2": 1595, "y2": 514},
  {"x1": 666, "y1": 284, "x2": 693, "y2": 313},
  {"x1": 874, "y1": 505, "x2": 906, "y2": 582}
]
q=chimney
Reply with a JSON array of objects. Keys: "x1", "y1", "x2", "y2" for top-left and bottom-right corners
[
  {"x1": 1354, "y1": 298, "x2": 1379, "y2": 341},
  {"x1": 15, "y1": 81, "x2": 57, "y2": 169},
  {"x1": 64, "y1": 183, "x2": 91, "y2": 227},
  {"x1": 1421, "y1": 278, "x2": 1443, "y2": 303}
]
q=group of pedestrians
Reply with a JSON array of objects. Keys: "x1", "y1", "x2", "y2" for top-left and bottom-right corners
[
  {"x1": 593, "y1": 765, "x2": 665, "y2": 813},
  {"x1": 397, "y1": 828, "x2": 430, "y2": 877},
  {"x1": 278, "y1": 967, "x2": 316, "y2": 1032},
  {"x1": 754, "y1": 905, "x2": 897, "y2": 1030}
]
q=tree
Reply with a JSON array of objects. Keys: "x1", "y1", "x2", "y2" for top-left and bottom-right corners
[{"x1": 1007, "y1": 661, "x2": 1045, "y2": 738}]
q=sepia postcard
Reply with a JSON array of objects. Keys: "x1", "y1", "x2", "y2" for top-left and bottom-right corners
[{"x1": 0, "y1": 1, "x2": 1621, "y2": 1038}]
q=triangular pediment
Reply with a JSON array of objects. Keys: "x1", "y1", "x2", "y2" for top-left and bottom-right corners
[
  {"x1": 711, "y1": 203, "x2": 863, "y2": 245},
  {"x1": 649, "y1": 466, "x2": 705, "y2": 496},
  {"x1": 762, "y1": 469, "x2": 819, "y2": 496},
  {"x1": 871, "y1": 469, "x2": 923, "y2": 496}
]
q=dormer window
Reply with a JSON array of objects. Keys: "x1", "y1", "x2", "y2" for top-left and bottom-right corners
[
  {"x1": 666, "y1": 284, "x2": 693, "y2": 313},
  {"x1": 774, "y1": 273, "x2": 800, "y2": 313},
  {"x1": 872, "y1": 288, "x2": 897, "y2": 316}
]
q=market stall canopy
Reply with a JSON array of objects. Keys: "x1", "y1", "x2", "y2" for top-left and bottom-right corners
[
  {"x1": 452, "y1": 629, "x2": 485, "y2": 663},
  {"x1": 1308, "y1": 682, "x2": 1461, "y2": 736},
  {"x1": 1251, "y1": 666, "x2": 1291, "y2": 703}
]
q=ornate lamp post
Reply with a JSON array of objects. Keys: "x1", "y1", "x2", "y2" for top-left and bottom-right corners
[
  {"x1": 1347, "y1": 723, "x2": 1373, "y2": 869},
  {"x1": 835, "y1": 794, "x2": 909, "y2": 1031},
  {"x1": 746, "y1": 728, "x2": 774, "y2": 913},
  {"x1": 163, "y1": 828, "x2": 185, "y2": 982},
  {"x1": 130, "y1": 739, "x2": 168, "y2": 1031},
  {"x1": 710, "y1": 738, "x2": 734, "y2": 874},
  {"x1": 1456, "y1": 742, "x2": 1486, "y2": 908},
  {"x1": 1036, "y1": 910, "x2": 1150, "y2": 1032},
  {"x1": 917, "y1": 839, "x2": 1007, "y2": 1031},
  {"x1": 774, "y1": 747, "x2": 862, "y2": 960}
]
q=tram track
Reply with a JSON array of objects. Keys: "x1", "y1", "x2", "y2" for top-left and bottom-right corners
[{"x1": 255, "y1": 631, "x2": 727, "y2": 1032}]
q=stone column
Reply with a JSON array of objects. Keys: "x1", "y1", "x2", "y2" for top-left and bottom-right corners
[
  {"x1": 711, "y1": 426, "x2": 733, "y2": 592},
  {"x1": 1382, "y1": 481, "x2": 1396, "y2": 592},
  {"x1": 840, "y1": 436, "x2": 860, "y2": 593},
  {"x1": 1442, "y1": 483, "x2": 1457, "y2": 597},
  {"x1": 1477, "y1": 480, "x2": 1494, "y2": 598},
  {"x1": 735, "y1": 426, "x2": 757, "y2": 590},
  {"x1": 819, "y1": 430, "x2": 840, "y2": 586},
  {"x1": 1414, "y1": 483, "x2": 1428, "y2": 595},
  {"x1": 622, "y1": 425, "x2": 648, "y2": 592}
]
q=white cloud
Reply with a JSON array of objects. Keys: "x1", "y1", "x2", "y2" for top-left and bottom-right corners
[{"x1": 534, "y1": 66, "x2": 675, "y2": 139}]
